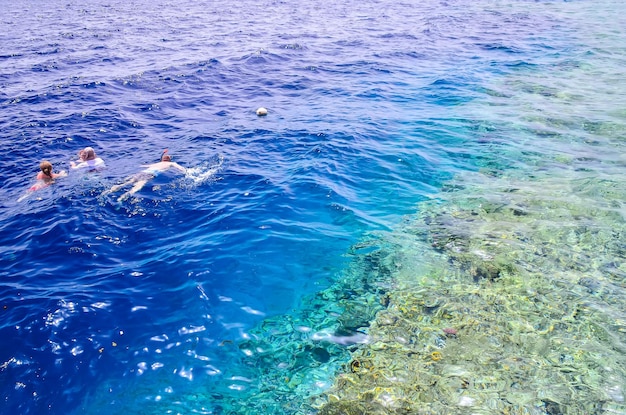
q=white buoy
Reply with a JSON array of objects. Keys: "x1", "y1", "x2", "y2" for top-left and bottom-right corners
[{"x1": 256, "y1": 107, "x2": 268, "y2": 116}]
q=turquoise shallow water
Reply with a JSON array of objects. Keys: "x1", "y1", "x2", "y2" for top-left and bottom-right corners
[{"x1": 1, "y1": 0, "x2": 625, "y2": 414}]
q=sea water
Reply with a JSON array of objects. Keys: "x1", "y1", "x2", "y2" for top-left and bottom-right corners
[{"x1": 1, "y1": 0, "x2": 625, "y2": 414}]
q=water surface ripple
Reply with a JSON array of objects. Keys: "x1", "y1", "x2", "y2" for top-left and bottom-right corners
[{"x1": 1, "y1": 0, "x2": 625, "y2": 414}]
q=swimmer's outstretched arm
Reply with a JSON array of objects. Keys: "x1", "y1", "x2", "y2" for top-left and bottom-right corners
[{"x1": 171, "y1": 162, "x2": 186, "y2": 173}]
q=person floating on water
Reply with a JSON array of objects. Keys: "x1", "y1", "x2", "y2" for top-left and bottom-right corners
[
  {"x1": 29, "y1": 160, "x2": 67, "y2": 191},
  {"x1": 105, "y1": 149, "x2": 186, "y2": 202},
  {"x1": 70, "y1": 147, "x2": 106, "y2": 172}
]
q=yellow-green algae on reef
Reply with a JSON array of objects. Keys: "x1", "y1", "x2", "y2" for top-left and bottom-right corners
[{"x1": 315, "y1": 170, "x2": 626, "y2": 415}]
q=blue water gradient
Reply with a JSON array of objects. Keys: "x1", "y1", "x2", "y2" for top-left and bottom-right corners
[{"x1": 2, "y1": 0, "x2": 622, "y2": 413}]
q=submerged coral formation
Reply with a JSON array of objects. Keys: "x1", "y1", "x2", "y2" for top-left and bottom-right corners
[{"x1": 314, "y1": 169, "x2": 626, "y2": 414}]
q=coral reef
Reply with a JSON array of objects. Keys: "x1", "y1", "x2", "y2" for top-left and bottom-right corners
[{"x1": 314, "y1": 170, "x2": 626, "y2": 414}]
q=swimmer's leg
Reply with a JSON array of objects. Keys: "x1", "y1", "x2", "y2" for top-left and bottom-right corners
[
  {"x1": 128, "y1": 178, "x2": 149, "y2": 196},
  {"x1": 112, "y1": 176, "x2": 137, "y2": 192},
  {"x1": 103, "y1": 176, "x2": 135, "y2": 197},
  {"x1": 116, "y1": 191, "x2": 131, "y2": 203},
  {"x1": 109, "y1": 184, "x2": 124, "y2": 193},
  {"x1": 117, "y1": 178, "x2": 149, "y2": 203}
]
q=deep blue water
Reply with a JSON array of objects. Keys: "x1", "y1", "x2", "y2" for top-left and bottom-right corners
[{"x1": 1, "y1": 0, "x2": 625, "y2": 414}]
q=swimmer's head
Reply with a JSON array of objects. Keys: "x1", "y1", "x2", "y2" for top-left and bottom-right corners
[
  {"x1": 40, "y1": 160, "x2": 53, "y2": 177},
  {"x1": 83, "y1": 147, "x2": 96, "y2": 160},
  {"x1": 161, "y1": 149, "x2": 171, "y2": 162}
]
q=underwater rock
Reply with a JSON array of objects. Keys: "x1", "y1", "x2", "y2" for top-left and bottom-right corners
[
  {"x1": 317, "y1": 400, "x2": 388, "y2": 415},
  {"x1": 470, "y1": 260, "x2": 505, "y2": 281},
  {"x1": 578, "y1": 276, "x2": 601, "y2": 294},
  {"x1": 442, "y1": 327, "x2": 458, "y2": 337},
  {"x1": 542, "y1": 399, "x2": 563, "y2": 415}
]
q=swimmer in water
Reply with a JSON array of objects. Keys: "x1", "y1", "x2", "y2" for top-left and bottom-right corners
[
  {"x1": 70, "y1": 147, "x2": 106, "y2": 172},
  {"x1": 106, "y1": 150, "x2": 186, "y2": 202},
  {"x1": 30, "y1": 160, "x2": 68, "y2": 191}
]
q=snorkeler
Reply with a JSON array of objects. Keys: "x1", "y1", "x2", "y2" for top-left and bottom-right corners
[
  {"x1": 70, "y1": 147, "x2": 106, "y2": 172},
  {"x1": 29, "y1": 160, "x2": 68, "y2": 191},
  {"x1": 106, "y1": 150, "x2": 186, "y2": 202}
]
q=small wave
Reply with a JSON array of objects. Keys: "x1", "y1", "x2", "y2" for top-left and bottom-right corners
[{"x1": 184, "y1": 154, "x2": 224, "y2": 186}]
